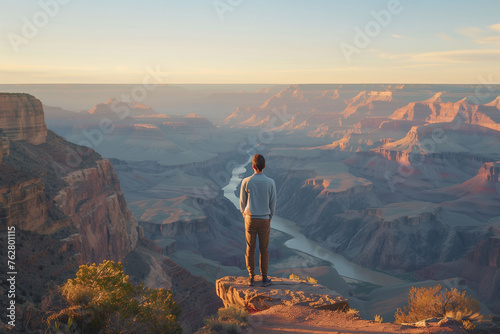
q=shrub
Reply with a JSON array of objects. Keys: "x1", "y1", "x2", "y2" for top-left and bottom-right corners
[
  {"x1": 45, "y1": 260, "x2": 182, "y2": 333},
  {"x1": 198, "y1": 306, "x2": 248, "y2": 334},
  {"x1": 288, "y1": 273, "x2": 318, "y2": 285},
  {"x1": 374, "y1": 314, "x2": 383, "y2": 323},
  {"x1": 345, "y1": 308, "x2": 360, "y2": 319},
  {"x1": 394, "y1": 285, "x2": 482, "y2": 326}
]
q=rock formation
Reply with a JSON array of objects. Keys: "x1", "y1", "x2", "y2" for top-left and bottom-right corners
[
  {"x1": 389, "y1": 93, "x2": 500, "y2": 131},
  {"x1": 0, "y1": 93, "x2": 220, "y2": 333},
  {"x1": 0, "y1": 93, "x2": 47, "y2": 145},
  {"x1": 0, "y1": 94, "x2": 138, "y2": 264},
  {"x1": 216, "y1": 276, "x2": 348, "y2": 312},
  {"x1": 53, "y1": 159, "x2": 138, "y2": 263},
  {"x1": 0, "y1": 178, "x2": 46, "y2": 231},
  {"x1": 342, "y1": 90, "x2": 405, "y2": 121}
]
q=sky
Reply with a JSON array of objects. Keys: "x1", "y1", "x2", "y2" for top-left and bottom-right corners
[{"x1": 1, "y1": 0, "x2": 500, "y2": 84}]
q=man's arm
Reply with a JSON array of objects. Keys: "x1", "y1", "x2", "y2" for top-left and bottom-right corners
[
  {"x1": 240, "y1": 179, "x2": 248, "y2": 216},
  {"x1": 269, "y1": 180, "x2": 276, "y2": 219}
]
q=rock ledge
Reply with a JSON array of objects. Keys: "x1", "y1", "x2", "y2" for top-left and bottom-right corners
[{"x1": 216, "y1": 276, "x2": 349, "y2": 312}]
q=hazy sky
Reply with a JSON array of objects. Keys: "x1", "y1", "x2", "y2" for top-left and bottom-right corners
[{"x1": 1, "y1": 0, "x2": 500, "y2": 84}]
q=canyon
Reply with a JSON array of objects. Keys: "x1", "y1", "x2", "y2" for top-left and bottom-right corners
[
  {"x1": 4, "y1": 83, "x2": 500, "y2": 332},
  {"x1": 0, "y1": 93, "x2": 221, "y2": 332}
]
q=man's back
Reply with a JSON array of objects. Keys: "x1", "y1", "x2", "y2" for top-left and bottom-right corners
[
  {"x1": 240, "y1": 173, "x2": 276, "y2": 220},
  {"x1": 240, "y1": 154, "x2": 275, "y2": 286}
]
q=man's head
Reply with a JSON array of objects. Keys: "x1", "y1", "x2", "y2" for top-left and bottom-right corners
[{"x1": 252, "y1": 154, "x2": 266, "y2": 172}]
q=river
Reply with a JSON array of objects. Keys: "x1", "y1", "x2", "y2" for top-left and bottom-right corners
[{"x1": 222, "y1": 155, "x2": 403, "y2": 286}]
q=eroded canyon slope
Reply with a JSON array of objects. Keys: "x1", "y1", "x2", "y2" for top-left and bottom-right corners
[{"x1": 0, "y1": 93, "x2": 221, "y2": 333}]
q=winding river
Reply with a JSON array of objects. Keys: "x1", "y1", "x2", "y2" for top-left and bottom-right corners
[{"x1": 222, "y1": 155, "x2": 403, "y2": 286}]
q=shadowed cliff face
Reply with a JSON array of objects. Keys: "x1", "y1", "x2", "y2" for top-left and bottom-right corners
[
  {"x1": 464, "y1": 237, "x2": 500, "y2": 314},
  {"x1": 1, "y1": 130, "x2": 138, "y2": 264}
]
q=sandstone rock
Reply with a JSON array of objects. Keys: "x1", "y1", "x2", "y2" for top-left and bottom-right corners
[
  {"x1": 54, "y1": 159, "x2": 138, "y2": 263},
  {"x1": 216, "y1": 276, "x2": 348, "y2": 312},
  {"x1": 0, "y1": 93, "x2": 47, "y2": 145},
  {"x1": 0, "y1": 178, "x2": 47, "y2": 231}
]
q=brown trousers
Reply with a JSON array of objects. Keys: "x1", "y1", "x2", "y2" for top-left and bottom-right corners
[{"x1": 245, "y1": 216, "x2": 270, "y2": 277}]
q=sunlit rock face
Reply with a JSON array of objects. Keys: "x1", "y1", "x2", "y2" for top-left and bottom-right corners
[
  {"x1": 216, "y1": 276, "x2": 348, "y2": 312},
  {"x1": 53, "y1": 158, "x2": 138, "y2": 263},
  {"x1": 0, "y1": 93, "x2": 47, "y2": 145}
]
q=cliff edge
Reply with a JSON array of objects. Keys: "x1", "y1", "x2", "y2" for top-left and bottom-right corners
[
  {"x1": 216, "y1": 275, "x2": 349, "y2": 312},
  {"x1": 0, "y1": 93, "x2": 47, "y2": 145},
  {"x1": 215, "y1": 276, "x2": 468, "y2": 333}
]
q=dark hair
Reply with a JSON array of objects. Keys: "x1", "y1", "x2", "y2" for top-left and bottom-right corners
[{"x1": 252, "y1": 154, "x2": 265, "y2": 171}]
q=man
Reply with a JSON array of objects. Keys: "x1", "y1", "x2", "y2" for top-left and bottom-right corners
[{"x1": 240, "y1": 154, "x2": 276, "y2": 287}]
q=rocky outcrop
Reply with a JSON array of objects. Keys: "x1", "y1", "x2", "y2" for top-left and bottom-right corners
[
  {"x1": 481, "y1": 161, "x2": 500, "y2": 183},
  {"x1": 389, "y1": 93, "x2": 500, "y2": 131},
  {"x1": 468, "y1": 236, "x2": 500, "y2": 268},
  {"x1": 0, "y1": 93, "x2": 47, "y2": 145},
  {"x1": 275, "y1": 168, "x2": 380, "y2": 225},
  {"x1": 87, "y1": 98, "x2": 156, "y2": 117},
  {"x1": 462, "y1": 237, "x2": 500, "y2": 313},
  {"x1": 342, "y1": 90, "x2": 405, "y2": 121},
  {"x1": 54, "y1": 159, "x2": 138, "y2": 263},
  {"x1": 216, "y1": 276, "x2": 348, "y2": 312},
  {"x1": 0, "y1": 178, "x2": 47, "y2": 231},
  {"x1": 343, "y1": 149, "x2": 491, "y2": 190},
  {"x1": 1, "y1": 130, "x2": 139, "y2": 264},
  {"x1": 376, "y1": 123, "x2": 500, "y2": 159},
  {"x1": 0, "y1": 94, "x2": 142, "y2": 332}
]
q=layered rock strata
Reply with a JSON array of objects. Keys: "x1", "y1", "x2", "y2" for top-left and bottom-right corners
[
  {"x1": 216, "y1": 276, "x2": 348, "y2": 312},
  {"x1": 0, "y1": 93, "x2": 47, "y2": 145}
]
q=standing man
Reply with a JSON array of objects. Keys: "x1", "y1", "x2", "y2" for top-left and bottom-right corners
[{"x1": 240, "y1": 154, "x2": 276, "y2": 287}]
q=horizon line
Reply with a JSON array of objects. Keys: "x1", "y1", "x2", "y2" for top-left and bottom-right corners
[{"x1": 0, "y1": 82, "x2": 488, "y2": 86}]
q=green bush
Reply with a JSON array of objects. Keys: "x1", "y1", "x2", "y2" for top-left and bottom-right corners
[{"x1": 46, "y1": 260, "x2": 182, "y2": 333}]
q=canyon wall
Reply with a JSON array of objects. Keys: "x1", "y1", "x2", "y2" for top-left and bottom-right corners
[
  {"x1": 0, "y1": 93, "x2": 47, "y2": 145},
  {"x1": 464, "y1": 236, "x2": 500, "y2": 314},
  {"x1": 275, "y1": 168, "x2": 380, "y2": 224},
  {"x1": 0, "y1": 93, "x2": 221, "y2": 332},
  {"x1": 0, "y1": 178, "x2": 47, "y2": 231},
  {"x1": 269, "y1": 153, "x2": 497, "y2": 274},
  {"x1": 0, "y1": 104, "x2": 138, "y2": 264},
  {"x1": 54, "y1": 159, "x2": 138, "y2": 263},
  {"x1": 0, "y1": 93, "x2": 138, "y2": 311}
]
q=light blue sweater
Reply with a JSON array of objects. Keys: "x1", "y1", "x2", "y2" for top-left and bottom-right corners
[{"x1": 240, "y1": 173, "x2": 276, "y2": 219}]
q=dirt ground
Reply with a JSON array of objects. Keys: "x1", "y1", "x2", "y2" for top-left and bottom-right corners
[{"x1": 246, "y1": 305, "x2": 465, "y2": 334}]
